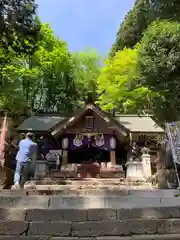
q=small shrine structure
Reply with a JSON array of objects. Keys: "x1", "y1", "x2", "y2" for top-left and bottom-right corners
[{"x1": 17, "y1": 104, "x2": 164, "y2": 179}]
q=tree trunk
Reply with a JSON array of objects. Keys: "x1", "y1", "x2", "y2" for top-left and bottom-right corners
[
  {"x1": 156, "y1": 147, "x2": 177, "y2": 189},
  {"x1": 156, "y1": 148, "x2": 168, "y2": 189}
]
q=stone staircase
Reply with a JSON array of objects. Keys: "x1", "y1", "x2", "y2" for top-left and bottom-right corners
[
  {"x1": 0, "y1": 189, "x2": 180, "y2": 239},
  {"x1": 0, "y1": 178, "x2": 180, "y2": 239}
]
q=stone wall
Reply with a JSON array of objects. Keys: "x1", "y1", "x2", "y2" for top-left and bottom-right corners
[{"x1": 0, "y1": 206, "x2": 180, "y2": 239}]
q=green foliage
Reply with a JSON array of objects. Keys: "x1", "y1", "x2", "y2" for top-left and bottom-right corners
[
  {"x1": 0, "y1": 23, "x2": 103, "y2": 115},
  {"x1": 110, "y1": 0, "x2": 180, "y2": 56},
  {"x1": 0, "y1": 0, "x2": 40, "y2": 54},
  {"x1": 110, "y1": 0, "x2": 149, "y2": 56},
  {"x1": 0, "y1": 24, "x2": 76, "y2": 114},
  {"x1": 2, "y1": 1, "x2": 179, "y2": 125},
  {"x1": 138, "y1": 20, "x2": 180, "y2": 122},
  {"x1": 150, "y1": 0, "x2": 180, "y2": 21},
  {"x1": 72, "y1": 49, "x2": 102, "y2": 103},
  {"x1": 97, "y1": 48, "x2": 150, "y2": 113},
  {"x1": 107, "y1": 0, "x2": 180, "y2": 123},
  {"x1": 32, "y1": 24, "x2": 78, "y2": 114}
]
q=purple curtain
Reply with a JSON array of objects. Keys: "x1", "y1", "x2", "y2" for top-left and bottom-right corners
[{"x1": 64, "y1": 134, "x2": 114, "y2": 151}]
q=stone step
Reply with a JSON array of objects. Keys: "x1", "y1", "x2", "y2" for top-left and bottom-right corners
[
  {"x1": 23, "y1": 189, "x2": 180, "y2": 197},
  {"x1": 0, "y1": 207, "x2": 180, "y2": 238},
  {"x1": 0, "y1": 195, "x2": 180, "y2": 209},
  {"x1": 31, "y1": 178, "x2": 147, "y2": 185},
  {"x1": 0, "y1": 235, "x2": 179, "y2": 240},
  {"x1": 24, "y1": 187, "x2": 153, "y2": 196},
  {"x1": 47, "y1": 196, "x2": 180, "y2": 209},
  {"x1": 0, "y1": 216, "x2": 180, "y2": 237},
  {"x1": 1, "y1": 206, "x2": 180, "y2": 220},
  {"x1": 0, "y1": 189, "x2": 178, "y2": 197},
  {"x1": 23, "y1": 184, "x2": 152, "y2": 192}
]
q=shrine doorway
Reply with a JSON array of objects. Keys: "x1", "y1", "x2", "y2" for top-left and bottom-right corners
[{"x1": 68, "y1": 145, "x2": 109, "y2": 164}]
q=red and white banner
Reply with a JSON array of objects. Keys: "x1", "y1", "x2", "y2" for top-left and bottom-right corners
[{"x1": 0, "y1": 115, "x2": 7, "y2": 154}]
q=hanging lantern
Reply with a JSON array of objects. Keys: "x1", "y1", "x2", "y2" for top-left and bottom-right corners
[
  {"x1": 95, "y1": 134, "x2": 104, "y2": 147},
  {"x1": 73, "y1": 134, "x2": 83, "y2": 147},
  {"x1": 109, "y1": 137, "x2": 116, "y2": 149},
  {"x1": 62, "y1": 138, "x2": 69, "y2": 149}
]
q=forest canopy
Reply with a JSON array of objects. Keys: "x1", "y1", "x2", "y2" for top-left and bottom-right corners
[
  {"x1": 97, "y1": 0, "x2": 180, "y2": 123},
  {"x1": 1, "y1": 0, "x2": 180, "y2": 124},
  {"x1": 110, "y1": 0, "x2": 180, "y2": 56}
]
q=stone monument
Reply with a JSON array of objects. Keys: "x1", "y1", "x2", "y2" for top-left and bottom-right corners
[
  {"x1": 126, "y1": 142, "x2": 145, "y2": 179},
  {"x1": 141, "y1": 147, "x2": 152, "y2": 179}
]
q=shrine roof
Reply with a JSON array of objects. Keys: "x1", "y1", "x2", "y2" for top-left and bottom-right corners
[
  {"x1": 17, "y1": 115, "x2": 65, "y2": 132},
  {"x1": 16, "y1": 106, "x2": 164, "y2": 134},
  {"x1": 115, "y1": 115, "x2": 164, "y2": 133}
]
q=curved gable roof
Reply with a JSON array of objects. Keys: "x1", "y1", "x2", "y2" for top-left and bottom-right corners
[{"x1": 16, "y1": 107, "x2": 164, "y2": 134}]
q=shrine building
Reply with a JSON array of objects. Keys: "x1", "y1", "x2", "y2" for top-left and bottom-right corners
[{"x1": 17, "y1": 104, "x2": 164, "y2": 178}]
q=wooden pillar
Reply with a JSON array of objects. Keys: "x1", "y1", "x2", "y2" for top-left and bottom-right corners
[
  {"x1": 110, "y1": 151, "x2": 116, "y2": 165},
  {"x1": 129, "y1": 132, "x2": 132, "y2": 145},
  {"x1": 62, "y1": 150, "x2": 68, "y2": 166}
]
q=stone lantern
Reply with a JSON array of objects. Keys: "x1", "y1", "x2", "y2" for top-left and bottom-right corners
[
  {"x1": 141, "y1": 147, "x2": 152, "y2": 179},
  {"x1": 141, "y1": 147, "x2": 150, "y2": 155}
]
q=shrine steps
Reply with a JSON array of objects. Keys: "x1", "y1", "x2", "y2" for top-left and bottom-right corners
[
  {"x1": 0, "y1": 202, "x2": 180, "y2": 239},
  {"x1": 0, "y1": 189, "x2": 180, "y2": 239}
]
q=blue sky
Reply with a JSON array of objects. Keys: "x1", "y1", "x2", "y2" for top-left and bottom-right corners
[{"x1": 36, "y1": 0, "x2": 135, "y2": 54}]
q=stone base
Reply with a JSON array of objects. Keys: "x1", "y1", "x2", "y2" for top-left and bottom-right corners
[
  {"x1": 34, "y1": 160, "x2": 47, "y2": 179},
  {"x1": 126, "y1": 161, "x2": 145, "y2": 179}
]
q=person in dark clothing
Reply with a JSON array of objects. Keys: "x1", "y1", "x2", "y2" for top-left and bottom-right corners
[
  {"x1": 37, "y1": 136, "x2": 47, "y2": 159},
  {"x1": 3, "y1": 138, "x2": 18, "y2": 189},
  {"x1": 131, "y1": 142, "x2": 139, "y2": 160}
]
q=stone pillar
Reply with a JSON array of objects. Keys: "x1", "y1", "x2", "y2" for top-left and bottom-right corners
[
  {"x1": 126, "y1": 158, "x2": 144, "y2": 179},
  {"x1": 62, "y1": 150, "x2": 68, "y2": 166},
  {"x1": 142, "y1": 153, "x2": 152, "y2": 179},
  {"x1": 110, "y1": 151, "x2": 116, "y2": 165},
  {"x1": 34, "y1": 160, "x2": 47, "y2": 180}
]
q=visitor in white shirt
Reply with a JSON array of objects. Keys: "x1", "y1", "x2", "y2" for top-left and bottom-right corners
[{"x1": 12, "y1": 132, "x2": 37, "y2": 189}]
